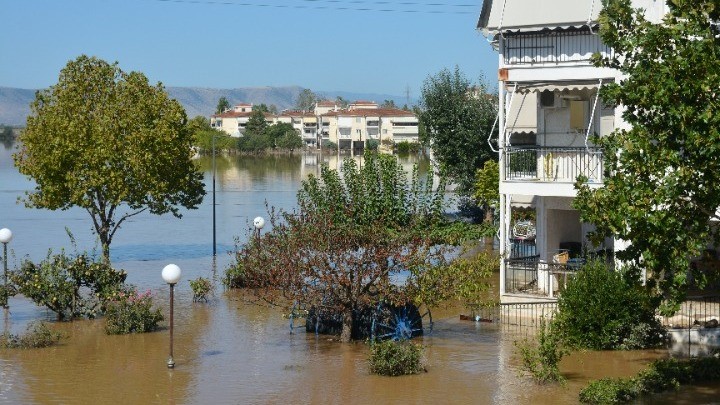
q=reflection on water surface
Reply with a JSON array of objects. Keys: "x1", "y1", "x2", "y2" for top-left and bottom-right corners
[{"x1": 0, "y1": 145, "x2": 713, "y2": 403}]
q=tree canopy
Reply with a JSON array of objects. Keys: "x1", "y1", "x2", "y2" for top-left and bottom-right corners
[
  {"x1": 226, "y1": 152, "x2": 450, "y2": 342},
  {"x1": 216, "y1": 96, "x2": 230, "y2": 114},
  {"x1": 574, "y1": 0, "x2": 720, "y2": 310},
  {"x1": 14, "y1": 55, "x2": 205, "y2": 260},
  {"x1": 419, "y1": 66, "x2": 497, "y2": 194},
  {"x1": 295, "y1": 88, "x2": 318, "y2": 111}
]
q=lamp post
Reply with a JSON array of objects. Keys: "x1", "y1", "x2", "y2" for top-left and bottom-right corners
[
  {"x1": 212, "y1": 133, "x2": 217, "y2": 256},
  {"x1": 162, "y1": 263, "x2": 182, "y2": 368},
  {"x1": 0, "y1": 228, "x2": 12, "y2": 309},
  {"x1": 253, "y1": 216, "x2": 265, "y2": 239}
]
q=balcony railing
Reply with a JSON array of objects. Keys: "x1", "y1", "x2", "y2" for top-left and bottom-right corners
[
  {"x1": 504, "y1": 146, "x2": 603, "y2": 183},
  {"x1": 505, "y1": 258, "x2": 580, "y2": 297},
  {"x1": 504, "y1": 30, "x2": 613, "y2": 66}
]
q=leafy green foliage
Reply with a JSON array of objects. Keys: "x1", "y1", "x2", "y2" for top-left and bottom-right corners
[
  {"x1": 474, "y1": 159, "x2": 499, "y2": 224},
  {"x1": 0, "y1": 322, "x2": 66, "y2": 349},
  {"x1": 12, "y1": 251, "x2": 126, "y2": 320},
  {"x1": 276, "y1": 130, "x2": 304, "y2": 151},
  {"x1": 579, "y1": 357, "x2": 720, "y2": 404},
  {"x1": 322, "y1": 140, "x2": 337, "y2": 150},
  {"x1": 190, "y1": 276, "x2": 213, "y2": 302},
  {"x1": 574, "y1": 0, "x2": 720, "y2": 309},
  {"x1": 226, "y1": 151, "x2": 451, "y2": 342},
  {"x1": 216, "y1": 96, "x2": 230, "y2": 114},
  {"x1": 395, "y1": 141, "x2": 421, "y2": 155},
  {"x1": 407, "y1": 250, "x2": 496, "y2": 310},
  {"x1": 515, "y1": 317, "x2": 567, "y2": 384},
  {"x1": 419, "y1": 66, "x2": 497, "y2": 194},
  {"x1": 554, "y1": 260, "x2": 664, "y2": 350},
  {"x1": 425, "y1": 221, "x2": 495, "y2": 246},
  {"x1": 368, "y1": 340, "x2": 425, "y2": 376},
  {"x1": 14, "y1": 55, "x2": 205, "y2": 260},
  {"x1": 366, "y1": 139, "x2": 379, "y2": 151},
  {"x1": 295, "y1": 88, "x2": 318, "y2": 111},
  {"x1": 104, "y1": 287, "x2": 163, "y2": 334}
]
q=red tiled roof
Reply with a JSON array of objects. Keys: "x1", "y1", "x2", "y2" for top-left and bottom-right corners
[{"x1": 212, "y1": 111, "x2": 275, "y2": 118}]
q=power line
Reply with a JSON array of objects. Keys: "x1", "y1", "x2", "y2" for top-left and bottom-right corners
[
  {"x1": 149, "y1": 0, "x2": 477, "y2": 14},
  {"x1": 301, "y1": 0, "x2": 476, "y2": 7}
]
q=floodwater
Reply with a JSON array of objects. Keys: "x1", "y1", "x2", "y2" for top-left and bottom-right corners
[{"x1": 0, "y1": 141, "x2": 716, "y2": 404}]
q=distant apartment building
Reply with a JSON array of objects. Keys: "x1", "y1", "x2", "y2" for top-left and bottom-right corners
[
  {"x1": 210, "y1": 100, "x2": 419, "y2": 149},
  {"x1": 210, "y1": 103, "x2": 274, "y2": 137}
]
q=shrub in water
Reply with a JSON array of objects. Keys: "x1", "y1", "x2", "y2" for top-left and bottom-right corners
[
  {"x1": 13, "y1": 251, "x2": 126, "y2": 320},
  {"x1": 368, "y1": 340, "x2": 425, "y2": 376},
  {"x1": 105, "y1": 287, "x2": 163, "y2": 335},
  {"x1": 554, "y1": 260, "x2": 664, "y2": 350},
  {"x1": 515, "y1": 317, "x2": 567, "y2": 384},
  {"x1": 190, "y1": 276, "x2": 213, "y2": 302},
  {"x1": 0, "y1": 322, "x2": 65, "y2": 349}
]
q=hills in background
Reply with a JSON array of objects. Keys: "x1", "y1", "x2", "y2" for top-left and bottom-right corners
[{"x1": 0, "y1": 86, "x2": 414, "y2": 127}]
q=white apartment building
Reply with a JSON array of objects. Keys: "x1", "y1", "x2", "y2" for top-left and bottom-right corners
[
  {"x1": 211, "y1": 100, "x2": 419, "y2": 149},
  {"x1": 210, "y1": 103, "x2": 275, "y2": 137},
  {"x1": 478, "y1": 0, "x2": 667, "y2": 301}
]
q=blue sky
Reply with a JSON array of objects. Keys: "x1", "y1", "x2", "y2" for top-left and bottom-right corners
[{"x1": 1, "y1": 0, "x2": 498, "y2": 97}]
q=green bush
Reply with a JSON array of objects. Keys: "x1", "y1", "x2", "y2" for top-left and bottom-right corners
[
  {"x1": 368, "y1": 340, "x2": 425, "y2": 376},
  {"x1": 425, "y1": 221, "x2": 495, "y2": 245},
  {"x1": 579, "y1": 378, "x2": 640, "y2": 404},
  {"x1": 322, "y1": 140, "x2": 337, "y2": 150},
  {"x1": 515, "y1": 317, "x2": 567, "y2": 384},
  {"x1": 579, "y1": 357, "x2": 720, "y2": 403},
  {"x1": 0, "y1": 284, "x2": 16, "y2": 308},
  {"x1": 366, "y1": 139, "x2": 379, "y2": 151},
  {"x1": 0, "y1": 322, "x2": 65, "y2": 349},
  {"x1": 554, "y1": 260, "x2": 664, "y2": 350},
  {"x1": 12, "y1": 252, "x2": 127, "y2": 320},
  {"x1": 190, "y1": 277, "x2": 213, "y2": 302},
  {"x1": 105, "y1": 288, "x2": 163, "y2": 335}
]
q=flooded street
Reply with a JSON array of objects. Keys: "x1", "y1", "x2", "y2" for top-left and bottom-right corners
[{"x1": 0, "y1": 142, "x2": 716, "y2": 404}]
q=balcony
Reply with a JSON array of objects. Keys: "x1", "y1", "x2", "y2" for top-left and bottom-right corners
[
  {"x1": 504, "y1": 30, "x2": 613, "y2": 66},
  {"x1": 505, "y1": 258, "x2": 579, "y2": 297},
  {"x1": 504, "y1": 146, "x2": 603, "y2": 183}
]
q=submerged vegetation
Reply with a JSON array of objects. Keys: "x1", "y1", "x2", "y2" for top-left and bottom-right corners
[
  {"x1": 368, "y1": 340, "x2": 425, "y2": 376},
  {"x1": 0, "y1": 322, "x2": 65, "y2": 349}
]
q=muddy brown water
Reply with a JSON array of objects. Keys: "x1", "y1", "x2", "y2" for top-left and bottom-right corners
[{"x1": 1, "y1": 143, "x2": 718, "y2": 404}]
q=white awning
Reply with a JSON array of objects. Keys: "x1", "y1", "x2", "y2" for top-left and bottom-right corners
[
  {"x1": 516, "y1": 81, "x2": 603, "y2": 94},
  {"x1": 478, "y1": 0, "x2": 600, "y2": 36},
  {"x1": 506, "y1": 91, "x2": 537, "y2": 134}
]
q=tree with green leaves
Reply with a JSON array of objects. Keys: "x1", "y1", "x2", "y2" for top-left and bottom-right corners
[
  {"x1": 419, "y1": 66, "x2": 497, "y2": 194},
  {"x1": 216, "y1": 96, "x2": 230, "y2": 114},
  {"x1": 226, "y1": 152, "x2": 450, "y2": 342},
  {"x1": 335, "y1": 96, "x2": 349, "y2": 109},
  {"x1": 574, "y1": 0, "x2": 720, "y2": 311},
  {"x1": 295, "y1": 88, "x2": 318, "y2": 111},
  {"x1": 474, "y1": 160, "x2": 499, "y2": 224},
  {"x1": 187, "y1": 116, "x2": 236, "y2": 152},
  {"x1": 255, "y1": 103, "x2": 278, "y2": 115},
  {"x1": 14, "y1": 55, "x2": 205, "y2": 261},
  {"x1": 244, "y1": 109, "x2": 268, "y2": 138},
  {"x1": 276, "y1": 130, "x2": 304, "y2": 152},
  {"x1": 381, "y1": 99, "x2": 397, "y2": 109}
]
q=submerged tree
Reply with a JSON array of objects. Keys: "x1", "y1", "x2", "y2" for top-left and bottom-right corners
[
  {"x1": 14, "y1": 55, "x2": 205, "y2": 261},
  {"x1": 574, "y1": 0, "x2": 720, "y2": 310},
  {"x1": 419, "y1": 66, "x2": 497, "y2": 194},
  {"x1": 227, "y1": 152, "x2": 450, "y2": 342}
]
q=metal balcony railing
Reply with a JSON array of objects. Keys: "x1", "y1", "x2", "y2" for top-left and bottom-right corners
[
  {"x1": 504, "y1": 146, "x2": 603, "y2": 183},
  {"x1": 504, "y1": 30, "x2": 613, "y2": 66}
]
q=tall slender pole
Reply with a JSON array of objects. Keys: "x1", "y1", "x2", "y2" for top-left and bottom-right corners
[
  {"x1": 212, "y1": 134, "x2": 217, "y2": 256},
  {"x1": 2, "y1": 242, "x2": 7, "y2": 309},
  {"x1": 168, "y1": 283, "x2": 175, "y2": 368}
]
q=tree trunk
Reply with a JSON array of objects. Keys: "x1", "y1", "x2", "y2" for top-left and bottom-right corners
[
  {"x1": 483, "y1": 204, "x2": 494, "y2": 225},
  {"x1": 340, "y1": 309, "x2": 354, "y2": 343}
]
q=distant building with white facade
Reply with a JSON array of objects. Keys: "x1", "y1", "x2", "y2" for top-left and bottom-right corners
[{"x1": 210, "y1": 100, "x2": 419, "y2": 149}]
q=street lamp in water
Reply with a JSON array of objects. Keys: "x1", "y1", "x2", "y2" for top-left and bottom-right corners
[
  {"x1": 162, "y1": 263, "x2": 182, "y2": 368},
  {"x1": 0, "y1": 228, "x2": 12, "y2": 309},
  {"x1": 253, "y1": 216, "x2": 265, "y2": 239}
]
